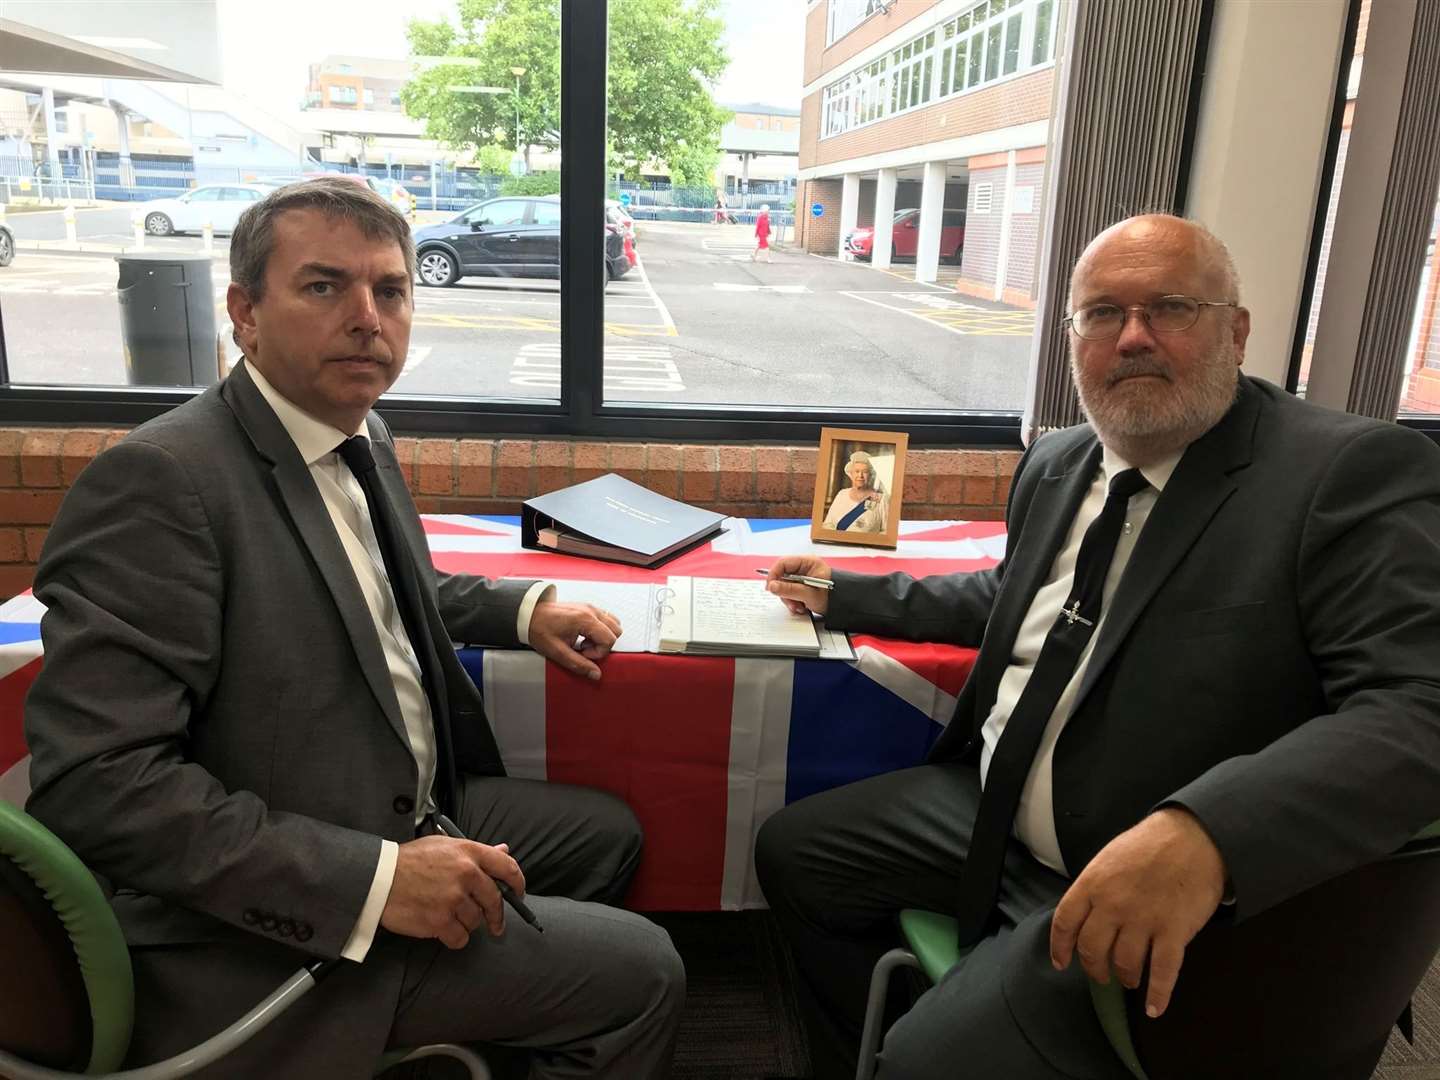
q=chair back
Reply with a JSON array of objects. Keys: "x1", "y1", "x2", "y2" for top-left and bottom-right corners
[
  {"x1": 0, "y1": 800, "x2": 134, "y2": 1074},
  {"x1": 1130, "y1": 832, "x2": 1440, "y2": 1080}
]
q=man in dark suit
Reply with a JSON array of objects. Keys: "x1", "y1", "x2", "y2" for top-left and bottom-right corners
[
  {"x1": 757, "y1": 214, "x2": 1440, "y2": 1079},
  {"x1": 23, "y1": 178, "x2": 684, "y2": 1078}
]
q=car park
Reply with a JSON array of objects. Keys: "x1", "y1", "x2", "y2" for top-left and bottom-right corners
[
  {"x1": 412, "y1": 195, "x2": 629, "y2": 287},
  {"x1": 139, "y1": 183, "x2": 280, "y2": 236},
  {"x1": 844, "y1": 207, "x2": 966, "y2": 262}
]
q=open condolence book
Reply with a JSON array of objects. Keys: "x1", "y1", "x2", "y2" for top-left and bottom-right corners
[
  {"x1": 521, "y1": 473, "x2": 726, "y2": 568},
  {"x1": 519, "y1": 577, "x2": 854, "y2": 660}
]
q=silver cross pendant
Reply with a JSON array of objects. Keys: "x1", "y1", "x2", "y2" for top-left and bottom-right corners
[{"x1": 1060, "y1": 601, "x2": 1094, "y2": 627}]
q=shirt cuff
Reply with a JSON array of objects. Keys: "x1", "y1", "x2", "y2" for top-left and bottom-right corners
[
  {"x1": 517, "y1": 581, "x2": 556, "y2": 645},
  {"x1": 340, "y1": 839, "x2": 398, "y2": 962}
]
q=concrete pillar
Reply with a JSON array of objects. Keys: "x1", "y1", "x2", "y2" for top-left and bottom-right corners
[
  {"x1": 872, "y1": 167, "x2": 898, "y2": 269},
  {"x1": 839, "y1": 172, "x2": 861, "y2": 259},
  {"x1": 112, "y1": 104, "x2": 136, "y2": 190},
  {"x1": 993, "y1": 149, "x2": 1019, "y2": 302},
  {"x1": 914, "y1": 161, "x2": 946, "y2": 284},
  {"x1": 41, "y1": 89, "x2": 63, "y2": 193}
]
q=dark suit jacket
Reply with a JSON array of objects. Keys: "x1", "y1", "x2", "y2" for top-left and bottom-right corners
[
  {"x1": 828, "y1": 376, "x2": 1440, "y2": 920},
  {"x1": 22, "y1": 362, "x2": 535, "y2": 1069}
]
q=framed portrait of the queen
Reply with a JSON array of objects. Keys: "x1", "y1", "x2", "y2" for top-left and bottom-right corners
[{"x1": 809, "y1": 427, "x2": 908, "y2": 549}]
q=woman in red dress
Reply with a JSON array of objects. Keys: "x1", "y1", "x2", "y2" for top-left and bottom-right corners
[{"x1": 751, "y1": 204, "x2": 772, "y2": 262}]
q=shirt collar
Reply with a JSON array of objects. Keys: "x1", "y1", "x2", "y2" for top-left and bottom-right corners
[
  {"x1": 1101, "y1": 444, "x2": 1184, "y2": 494},
  {"x1": 243, "y1": 359, "x2": 365, "y2": 467}
]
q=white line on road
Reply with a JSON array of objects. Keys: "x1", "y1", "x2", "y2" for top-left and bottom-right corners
[
  {"x1": 841, "y1": 291, "x2": 976, "y2": 338},
  {"x1": 403, "y1": 346, "x2": 432, "y2": 374},
  {"x1": 627, "y1": 251, "x2": 676, "y2": 335},
  {"x1": 712, "y1": 283, "x2": 811, "y2": 294},
  {"x1": 510, "y1": 342, "x2": 683, "y2": 392}
]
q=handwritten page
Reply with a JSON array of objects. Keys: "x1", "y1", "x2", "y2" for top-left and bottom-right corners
[
  {"x1": 688, "y1": 578, "x2": 820, "y2": 653},
  {"x1": 532, "y1": 579, "x2": 658, "y2": 653}
]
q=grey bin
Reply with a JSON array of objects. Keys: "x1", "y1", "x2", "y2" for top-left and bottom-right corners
[{"x1": 115, "y1": 253, "x2": 219, "y2": 386}]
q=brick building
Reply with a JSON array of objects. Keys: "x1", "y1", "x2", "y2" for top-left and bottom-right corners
[{"x1": 795, "y1": 0, "x2": 1058, "y2": 305}]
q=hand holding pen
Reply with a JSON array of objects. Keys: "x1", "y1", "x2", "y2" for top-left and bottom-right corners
[
  {"x1": 759, "y1": 557, "x2": 834, "y2": 617},
  {"x1": 434, "y1": 813, "x2": 545, "y2": 934}
]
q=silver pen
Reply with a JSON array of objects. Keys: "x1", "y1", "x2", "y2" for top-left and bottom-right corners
[
  {"x1": 433, "y1": 812, "x2": 544, "y2": 933},
  {"x1": 755, "y1": 568, "x2": 835, "y2": 591}
]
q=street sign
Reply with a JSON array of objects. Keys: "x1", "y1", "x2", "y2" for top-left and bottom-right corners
[
  {"x1": 811, "y1": 203, "x2": 824, "y2": 217},
  {"x1": 619, "y1": 192, "x2": 631, "y2": 207}
]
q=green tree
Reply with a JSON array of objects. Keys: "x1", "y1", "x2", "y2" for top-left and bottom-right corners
[{"x1": 401, "y1": 0, "x2": 730, "y2": 181}]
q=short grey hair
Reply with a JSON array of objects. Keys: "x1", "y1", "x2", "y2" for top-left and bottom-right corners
[
  {"x1": 229, "y1": 176, "x2": 416, "y2": 303},
  {"x1": 1068, "y1": 213, "x2": 1243, "y2": 308}
]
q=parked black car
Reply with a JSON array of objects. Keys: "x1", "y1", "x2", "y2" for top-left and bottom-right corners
[
  {"x1": 412, "y1": 195, "x2": 628, "y2": 287},
  {"x1": 0, "y1": 222, "x2": 13, "y2": 267}
]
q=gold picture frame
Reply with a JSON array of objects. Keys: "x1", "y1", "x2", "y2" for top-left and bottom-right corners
[{"x1": 810, "y1": 427, "x2": 909, "y2": 549}]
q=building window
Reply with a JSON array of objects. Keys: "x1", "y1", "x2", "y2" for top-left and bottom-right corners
[
  {"x1": 973, "y1": 183, "x2": 994, "y2": 213},
  {"x1": 827, "y1": 0, "x2": 888, "y2": 46},
  {"x1": 390, "y1": 89, "x2": 402, "y2": 106},
  {"x1": 818, "y1": 0, "x2": 1058, "y2": 142},
  {"x1": 363, "y1": 88, "x2": 375, "y2": 107},
  {"x1": 328, "y1": 85, "x2": 357, "y2": 105}
]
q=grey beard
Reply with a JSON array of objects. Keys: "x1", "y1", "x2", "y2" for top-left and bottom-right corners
[{"x1": 1074, "y1": 344, "x2": 1240, "y2": 450}]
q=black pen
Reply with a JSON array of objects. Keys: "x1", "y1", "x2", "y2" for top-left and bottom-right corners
[{"x1": 433, "y1": 812, "x2": 545, "y2": 933}]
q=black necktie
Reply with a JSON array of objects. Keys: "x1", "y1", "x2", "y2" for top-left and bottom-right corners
[
  {"x1": 952, "y1": 467, "x2": 1150, "y2": 946},
  {"x1": 335, "y1": 435, "x2": 456, "y2": 817}
]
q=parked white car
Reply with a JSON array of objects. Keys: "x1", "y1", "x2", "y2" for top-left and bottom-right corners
[{"x1": 140, "y1": 183, "x2": 279, "y2": 236}]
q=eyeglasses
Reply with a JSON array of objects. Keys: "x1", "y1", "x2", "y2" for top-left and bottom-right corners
[{"x1": 1064, "y1": 295, "x2": 1238, "y2": 340}]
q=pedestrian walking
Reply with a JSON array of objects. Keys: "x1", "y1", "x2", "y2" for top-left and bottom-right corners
[{"x1": 751, "y1": 203, "x2": 772, "y2": 262}]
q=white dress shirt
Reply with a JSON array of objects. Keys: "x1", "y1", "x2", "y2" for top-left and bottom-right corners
[
  {"x1": 978, "y1": 446, "x2": 1183, "y2": 875},
  {"x1": 247, "y1": 362, "x2": 548, "y2": 958}
]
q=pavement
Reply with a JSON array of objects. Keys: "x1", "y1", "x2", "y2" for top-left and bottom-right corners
[{"x1": 0, "y1": 215, "x2": 1035, "y2": 410}]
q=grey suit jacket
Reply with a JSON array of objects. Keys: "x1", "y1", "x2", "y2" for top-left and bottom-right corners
[
  {"x1": 828, "y1": 376, "x2": 1440, "y2": 918},
  {"x1": 24, "y1": 361, "x2": 535, "y2": 960}
]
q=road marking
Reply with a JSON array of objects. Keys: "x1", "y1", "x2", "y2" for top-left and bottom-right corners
[
  {"x1": 510, "y1": 342, "x2": 684, "y2": 392},
  {"x1": 712, "y1": 283, "x2": 810, "y2": 294},
  {"x1": 402, "y1": 346, "x2": 432, "y2": 374},
  {"x1": 627, "y1": 250, "x2": 676, "y2": 335},
  {"x1": 841, "y1": 291, "x2": 1035, "y2": 337}
]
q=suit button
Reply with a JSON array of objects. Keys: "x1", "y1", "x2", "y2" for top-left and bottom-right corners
[
  {"x1": 393, "y1": 795, "x2": 414, "y2": 816},
  {"x1": 242, "y1": 908, "x2": 260, "y2": 926},
  {"x1": 295, "y1": 923, "x2": 314, "y2": 943},
  {"x1": 261, "y1": 913, "x2": 278, "y2": 932},
  {"x1": 278, "y1": 919, "x2": 295, "y2": 938}
]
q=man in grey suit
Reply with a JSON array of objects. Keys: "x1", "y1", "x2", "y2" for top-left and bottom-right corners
[
  {"x1": 23, "y1": 178, "x2": 684, "y2": 1078},
  {"x1": 757, "y1": 214, "x2": 1440, "y2": 1079}
]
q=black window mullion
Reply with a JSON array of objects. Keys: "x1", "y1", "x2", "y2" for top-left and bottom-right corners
[{"x1": 559, "y1": 0, "x2": 608, "y2": 433}]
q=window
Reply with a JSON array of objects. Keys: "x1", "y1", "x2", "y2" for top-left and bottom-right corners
[
  {"x1": 0, "y1": 0, "x2": 1075, "y2": 444},
  {"x1": 818, "y1": 0, "x2": 1060, "y2": 142},
  {"x1": 390, "y1": 89, "x2": 402, "y2": 106},
  {"x1": 827, "y1": 0, "x2": 886, "y2": 46},
  {"x1": 363, "y1": 88, "x2": 375, "y2": 107}
]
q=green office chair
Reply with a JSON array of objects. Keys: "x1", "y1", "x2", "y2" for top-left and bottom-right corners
[
  {"x1": 0, "y1": 799, "x2": 490, "y2": 1079},
  {"x1": 857, "y1": 821, "x2": 1440, "y2": 1080}
]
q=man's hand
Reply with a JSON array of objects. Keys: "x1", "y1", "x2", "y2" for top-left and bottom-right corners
[
  {"x1": 528, "y1": 600, "x2": 622, "y2": 681},
  {"x1": 763, "y1": 556, "x2": 832, "y2": 617},
  {"x1": 380, "y1": 835, "x2": 526, "y2": 949},
  {"x1": 1049, "y1": 807, "x2": 1226, "y2": 1019}
]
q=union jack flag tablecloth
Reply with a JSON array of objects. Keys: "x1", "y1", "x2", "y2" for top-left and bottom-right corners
[{"x1": 0, "y1": 515, "x2": 1005, "y2": 911}]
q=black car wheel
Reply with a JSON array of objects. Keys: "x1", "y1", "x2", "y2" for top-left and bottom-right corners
[
  {"x1": 0, "y1": 228, "x2": 12, "y2": 267},
  {"x1": 418, "y1": 249, "x2": 459, "y2": 287},
  {"x1": 144, "y1": 212, "x2": 174, "y2": 237}
]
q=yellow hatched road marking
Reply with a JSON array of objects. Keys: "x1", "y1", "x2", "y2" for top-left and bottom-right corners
[{"x1": 917, "y1": 310, "x2": 1035, "y2": 336}]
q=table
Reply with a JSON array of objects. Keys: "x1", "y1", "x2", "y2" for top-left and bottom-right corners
[{"x1": 0, "y1": 516, "x2": 1005, "y2": 910}]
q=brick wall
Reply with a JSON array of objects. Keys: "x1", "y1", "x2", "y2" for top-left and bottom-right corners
[
  {"x1": 798, "y1": 177, "x2": 844, "y2": 252},
  {"x1": 1004, "y1": 160, "x2": 1046, "y2": 295},
  {"x1": 0, "y1": 428, "x2": 1022, "y2": 599},
  {"x1": 959, "y1": 161, "x2": 1006, "y2": 292}
]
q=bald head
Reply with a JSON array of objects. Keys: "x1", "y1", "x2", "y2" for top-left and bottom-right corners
[{"x1": 1069, "y1": 214, "x2": 1240, "y2": 312}]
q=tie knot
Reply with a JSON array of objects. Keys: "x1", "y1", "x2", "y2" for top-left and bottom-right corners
[
  {"x1": 1108, "y1": 468, "x2": 1148, "y2": 500},
  {"x1": 336, "y1": 436, "x2": 377, "y2": 477}
]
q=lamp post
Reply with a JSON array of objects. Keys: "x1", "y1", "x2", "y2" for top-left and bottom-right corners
[{"x1": 510, "y1": 66, "x2": 526, "y2": 173}]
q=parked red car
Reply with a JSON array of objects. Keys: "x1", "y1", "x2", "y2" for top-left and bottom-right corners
[{"x1": 845, "y1": 208, "x2": 966, "y2": 262}]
